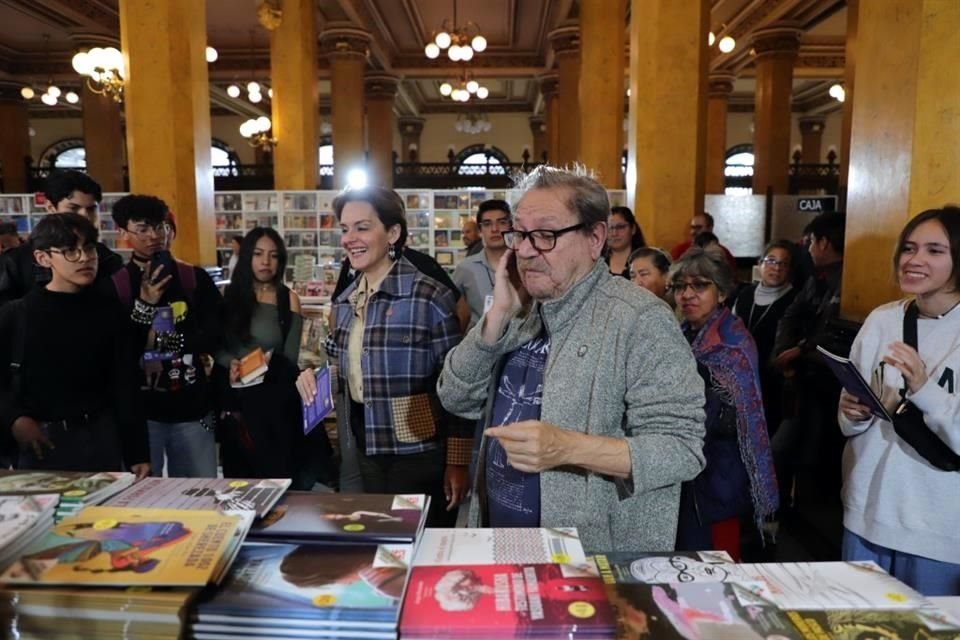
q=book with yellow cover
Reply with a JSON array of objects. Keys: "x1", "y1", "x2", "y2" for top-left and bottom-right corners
[{"x1": 0, "y1": 506, "x2": 243, "y2": 587}]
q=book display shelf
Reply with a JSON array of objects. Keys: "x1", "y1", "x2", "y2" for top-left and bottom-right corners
[{"x1": 1, "y1": 188, "x2": 628, "y2": 287}]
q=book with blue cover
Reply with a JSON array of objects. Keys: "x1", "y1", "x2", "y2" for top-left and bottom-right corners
[
  {"x1": 817, "y1": 345, "x2": 893, "y2": 421},
  {"x1": 303, "y1": 366, "x2": 334, "y2": 434},
  {"x1": 194, "y1": 542, "x2": 412, "y2": 630}
]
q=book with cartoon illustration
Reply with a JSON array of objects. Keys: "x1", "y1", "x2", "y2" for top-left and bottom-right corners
[
  {"x1": 105, "y1": 477, "x2": 291, "y2": 519},
  {"x1": 592, "y1": 550, "x2": 748, "y2": 585},
  {"x1": 249, "y1": 492, "x2": 428, "y2": 544},
  {"x1": 400, "y1": 562, "x2": 616, "y2": 639},
  {"x1": 0, "y1": 470, "x2": 135, "y2": 502},
  {"x1": 413, "y1": 528, "x2": 587, "y2": 567},
  {"x1": 193, "y1": 542, "x2": 412, "y2": 629},
  {"x1": 0, "y1": 506, "x2": 244, "y2": 586}
]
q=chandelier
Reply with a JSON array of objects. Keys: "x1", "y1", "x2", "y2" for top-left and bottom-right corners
[
  {"x1": 455, "y1": 113, "x2": 491, "y2": 135},
  {"x1": 424, "y1": 0, "x2": 486, "y2": 62},
  {"x1": 439, "y1": 70, "x2": 489, "y2": 102},
  {"x1": 71, "y1": 46, "x2": 126, "y2": 103},
  {"x1": 240, "y1": 116, "x2": 276, "y2": 150},
  {"x1": 22, "y1": 35, "x2": 75, "y2": 106},
  {"x1": 226, "y1": 31, "x2": 272, "y2": 104}
]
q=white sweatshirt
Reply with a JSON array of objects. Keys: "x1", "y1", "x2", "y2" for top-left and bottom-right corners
[{"x1": 838, "y1": 299, "x2": 960, "y2": 564}]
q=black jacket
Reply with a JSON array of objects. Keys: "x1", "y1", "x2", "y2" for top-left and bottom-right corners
[
  {"x1": 0, "y1": 241, "x2": 123, "y2": 306},
  {"x1": 773, "y1": 261, "x2": 843, "y2": 362}
]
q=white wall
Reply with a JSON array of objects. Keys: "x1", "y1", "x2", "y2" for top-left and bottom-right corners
[{"x1": 417, "y1": 113, "x2": 533, "y2": 163}]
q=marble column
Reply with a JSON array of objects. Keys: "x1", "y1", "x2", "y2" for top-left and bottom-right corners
[
  {"x1": 319, "y1": 27, "x2": 371, "y2": 188},
  {"x1": 705, "y1": 73, "x2": 735, "y2": 194},
  {"x1": 365, "y1": 73, "x2": 398, "y2": 187},
  {"x1": 549, "y1": 27, "x2": 580, "y2": 166}
]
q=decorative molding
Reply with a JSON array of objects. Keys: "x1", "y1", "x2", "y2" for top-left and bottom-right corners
[
  {"x1": 707, "y1": 73, "x2": 736, "y2": 98},
  {"x1": 547, "y1": 25, "x2": 579, "y2": 56},
  {"x1": 392, "y1": 53, "x2": 542, "y2": 71},
  {"x1": 318, "y1": 25, "x2": 372, "y2": 60},
  {"x1": 538, "y1": 72, "x2": 559, "y2": 99},
  {"x1": 364, "y1": 72, "x2": 399, "y2": 98},
  {"x1": 418, "y1": 102, "x2": 533, "y2": 114},
  {"x1": 751, "y1": 26, "x2": 803, "y2": 58},
  {"x1": 397, "y1": 116, "x2": 425, "y2": 136}
]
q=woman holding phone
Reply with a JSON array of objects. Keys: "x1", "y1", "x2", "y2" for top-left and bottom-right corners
[
  {"x1": 296, "y1": 187, "x2": 470, "y2": 526},
  {"x1": 838, "y1": 206, "x2": 960, "y2": 595}
]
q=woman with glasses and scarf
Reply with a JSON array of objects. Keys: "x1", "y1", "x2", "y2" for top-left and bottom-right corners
[
  {"x1": 732, "y1": 241, "x2": 798, "y2": 438},
  {"x1": 605, "y1": 206, "x2": 646, "y2": 278},
  {"x1": 669, "y1": 248, "x2": 778, "y2": 560},
  {"x1": 296, "y1": 187, "x2": 471, "y2": 526}
]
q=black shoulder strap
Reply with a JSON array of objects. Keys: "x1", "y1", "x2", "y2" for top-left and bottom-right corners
[
  {"x1": 901, "y1": 300, "x2": 920, "y2": 400},
  {"x1": 277, "y1": 285, "x2": 292, "y2": 343}
]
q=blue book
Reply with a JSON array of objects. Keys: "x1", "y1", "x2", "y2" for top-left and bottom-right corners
[
  {"x1": 303, "y1": 366, "x2": 334, "y2": 435},
  {"x1": 817, "y1": 346, "x2": 894, "y2": 422}
]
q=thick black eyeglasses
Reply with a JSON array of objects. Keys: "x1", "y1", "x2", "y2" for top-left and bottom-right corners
[
  {"x1": 47, "y1": 244, "x2": 98, "y2": 263},
  {"x1": 667, "y1": 280, "x2": 714, "y2": 295},
  {"x1": 502, "y1": 223, "x2": 587, "y2": 253}
]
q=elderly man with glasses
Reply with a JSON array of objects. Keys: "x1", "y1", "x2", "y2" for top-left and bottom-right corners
[{"x1": 438, "y1": 165, "x2": 706, "y2": 553}]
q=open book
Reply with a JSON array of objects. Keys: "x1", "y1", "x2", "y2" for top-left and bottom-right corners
[{"x1": 816, "y1": 345, "x2": 893, "y2": 421}]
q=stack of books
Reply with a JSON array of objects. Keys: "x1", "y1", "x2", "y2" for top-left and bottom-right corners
[
  {"x1": 191, "y1": 493, "x2": 430, "y2": 640},
  {"x1": 0, "y1": 494, "x2": 59, "y2": 569},
  {"x1": 591, "y1": 551, "x2": 960, "y2": 639},
  {"x1": 400, "y1": 528, "x2": 616, "y2": 639},
  {"x1": 104, "y1": 477, "x2": 292, "y2": 519},
  {"x1": 0, "y1": 470, "x2": 136, "y2": 522}
]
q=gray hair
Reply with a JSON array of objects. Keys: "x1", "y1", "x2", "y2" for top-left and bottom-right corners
[
  {"x1": 667, "y1": 247, "x2": 737, "y2": 297},
  {"x1": 511, "y1": 164, "x2": 611, "y2": 228}
]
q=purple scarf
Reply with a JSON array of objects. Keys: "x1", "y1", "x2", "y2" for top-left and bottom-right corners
[{"x1": 686, "y1": 307, "x2": 779, "y2": 524}]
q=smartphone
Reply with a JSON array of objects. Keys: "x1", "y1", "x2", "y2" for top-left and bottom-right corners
[{"x1": 149, "y1": 249, "x2": 175, "y2": 283}]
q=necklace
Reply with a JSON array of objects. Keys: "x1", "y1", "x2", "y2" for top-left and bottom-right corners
[{"x1": 917, "y1": 297, "x2": 960, "y2": 319}]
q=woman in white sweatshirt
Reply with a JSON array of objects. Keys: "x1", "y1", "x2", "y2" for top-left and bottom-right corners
[{"x1": 838, "y1": 206, "x2": 960, "y2": 595}]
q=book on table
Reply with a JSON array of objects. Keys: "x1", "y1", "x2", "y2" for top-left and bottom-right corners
[
  {"x1": 400, "y1": 562, "x2": 616, "y2": 639},
  {"x1": 105, "y1": 477, "x2": 291, "y2": 519},
  {"x1": 249, "y1": 492, "x2": 428, "y2": 545},
  {"x1": 0, "y1": 505, "x2": 246, "y2": 587},
  {"x1": 193, "y1": 541, "x2": 413, "y2": 634},
  {"x1": 816, "y1": 345, "x2": 894, "y2": 421},
  {"x1": 413, "y1": 527, "x2": 587, "y2": 567}
]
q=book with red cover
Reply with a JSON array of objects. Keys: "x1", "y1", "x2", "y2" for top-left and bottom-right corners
[{"x1": 400, "y1": 563, "x2": 615, "y2": 639}]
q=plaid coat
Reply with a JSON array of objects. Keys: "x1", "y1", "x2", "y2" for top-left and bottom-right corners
[{"x1": 327, "y1": 257, "x2": 472, "y2": 465}]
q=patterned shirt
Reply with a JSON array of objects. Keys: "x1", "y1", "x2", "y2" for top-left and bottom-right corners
[
  {"x1": 485, "y1": 333, "x2": 550, "y2": 526},
  {"x1": 326, "y1": 258, "x2": 472, "y2": 465}
]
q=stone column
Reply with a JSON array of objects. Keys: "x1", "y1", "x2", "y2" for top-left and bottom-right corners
[
  {"x1": 839, "y1": 0, "x2": 858, "y2": 195},
  {"x1": 0, "y1": 85, "x2": 31, "y2": 193},
  {"x1": 549, "y1": 26, "x2": 580, "y2": 167},
  {"x1": 751, "y1": 26, "x2": 801, "y2": 196},
  {"x1": 119, "y1": 0, "x2": 214, "y2": 265},
  {"x1": 538, "y1": 73, "x2": 559, "y2": 164},
  {"x1": 397, "y1": 117, "x2": 424, "y2": 162},
  {"x1": 270, "y1": 0, "x2": 319, "y2": 190},
  {"x1": 578, "y1": 0, "x2": 625, "y2": 186},
  {"x1": 319, "y1": 27, "x2": 371, "y2": 188},
  {"x1": 626, "y1": 0, "x2": 709, "y2": 247},
  {"x1": 364, "y1": 73, "x2": 398, "y2": 187},
  {"x1": 705, "y1": 73, "x2": 735, "y2": 194},
  {"x1": 843, "y1": 0, "x2": 960, "y2": 319},
  {"x1": 528, "y1": 117, "x2": 546, "y2": 164},
  {"x1": 798, "y1": 116, "x2": 826, "y2": 164}
]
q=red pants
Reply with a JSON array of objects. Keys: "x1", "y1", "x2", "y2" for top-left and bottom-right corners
[{"x1": 710, "y1": 518, "x2": 741, "y2": 561}]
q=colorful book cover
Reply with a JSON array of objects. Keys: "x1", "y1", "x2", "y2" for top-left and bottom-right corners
[
  {"x1": 413, "y1": 528, "x2": 586, "y2": 567},
  {"x1": 592, "y1": 550, "x2": 748, "y2": 585},
  {"x1": 303, "y1": 366, "x2": 334, "y2": 435},
  {"x1": 105, "y1": 477, "x2": 291, "y2": 519},
  {"x1": 250, "y1": 492, "x2": 427, "y2": 544},
  {"x1": 0, "y1": 493, "x2": 58, "y2": 545},
  {"x1": 196, "y1": 542, "x2": 412, "y2": 625},
  {"x1": 0, "y1": 506, "x2": 242, "y2": 586},
  {"x1": 607, "y1": 581, "x2": 806, "y2": 640},
  {"x1": 0, "y1": 471, "x2": 134, "y2": 501},
  {"x1": 400, "y1": 563, "x2": 616, "y2": 638}
]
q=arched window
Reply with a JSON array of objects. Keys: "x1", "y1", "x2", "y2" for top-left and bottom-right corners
[
  {"x1": 724, "y1": 144, "x2": 754, "y2": 195},
  {"x1": 39, "y1": 139, "x2": 86, "y2": 169},
  {"x1": 318, "y1": 144, "x2": 333, "y2": 176},
  {"x1": 211, "y1": 139, "x2": 239, "y2": 167},
  {"x1": 454, "y1": 145, "x2": 509, "y2": 176}
]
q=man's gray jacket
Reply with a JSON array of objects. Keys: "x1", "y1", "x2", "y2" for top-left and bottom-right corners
[{"x1": 437, "y1": 260, "x2": 706, "y2": 552}]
